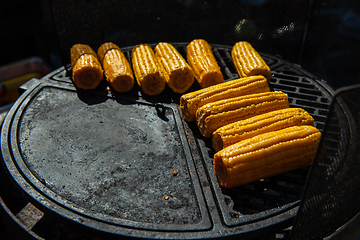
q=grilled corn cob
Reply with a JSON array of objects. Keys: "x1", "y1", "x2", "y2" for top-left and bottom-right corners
[
  {"x1": 187, "y1": 39, "x2": 223, "y2": 88},
  {"x1": 154, "y1": 42, "x2": 194, "y2": 93},
  {"x1": 214, "y1": 125, "x2": 321, "y2": 188},
  {"x1": 232, "y1": 41, "x2": 271, "y2": 82},
  {"x1": 97, "y1": 42, "x2": 134, "y2": 92},
  {"x1": 180, "y1": 75, "x2": 270, "y2": 122},
  {"x1": 196, "y1": 91, "x2": 289, "y2": 138},
  {"x1": 71, "y1": 44, "x2": 104, "y2": 89},
  {"x1": 131, "y1": 44, "x2": 166, "y2": 95},
  {"x1": 212, "y1": 108, "x2": 314, "y2": 152}
]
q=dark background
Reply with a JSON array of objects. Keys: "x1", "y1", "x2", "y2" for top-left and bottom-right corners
[{"x1": 1, "y1": 0, "x2": 359, "y2": 90}]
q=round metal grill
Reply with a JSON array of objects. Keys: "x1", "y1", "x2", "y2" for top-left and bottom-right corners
[{"x1": 0, "y1": 43, "x2": 334, "y2": 239}]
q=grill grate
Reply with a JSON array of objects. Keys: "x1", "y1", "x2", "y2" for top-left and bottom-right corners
[{"x1": 186, "y1": 44, "x2": 333, "y2": 226}]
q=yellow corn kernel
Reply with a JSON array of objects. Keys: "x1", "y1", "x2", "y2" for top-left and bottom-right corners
[
  {"x1": 154, "y1": 42, "x2": 194, "y2": 93},
  {"x1": 71, "y1": 44, "x2": 103, "y2": 90},
  {"x1": 131, "y1": 44, "x2": 166, "y2": 95},
  {"x1": 232, "y1": 41, "x2": 271, "y2": 82},
  {"x1": 180, "y1": 75, "x2": 270, "y2": 122},
  {"x1": 196, "y1": 91, "x2": 289, "y2": 138},
  {"x1": 214, "y1": 125, "x2": 321, "y2": 188},
  {"x1": 97, "y1": 42, "x2": 134, "y2": 93},
  {"x1": 187, "y1": 39, "x2": 223, "y2": 88},
  {"x1": 212, "y1": 108, "x2": 314, "y2": 152}
]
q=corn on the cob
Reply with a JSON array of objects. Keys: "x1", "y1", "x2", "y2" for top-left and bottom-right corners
[
  {"x1": 97, "y1": 42, "x2": 134, "y2": 92},
  {"x1": 196, "y1": 91, "x2": 289, "y2": 138},
  {"x1": 71, "y1": 44, "x2": 104, "y2": 89},
  {"x1": 180, "y1": 75, "x2": 270, "y2": 122},
  {"x1": 187, "y1": 39, "x2": 223, "y2": 88},
  {"x1": 154, "y1": 42, "x2": 195, "y2": 93},
  {"x1": 212, "y1": 108, "x2": 314, "y2": 152},
  {"x1": 232, "y1": 41, "x2": 271, "y2": 82},
  {"x1": 214, "y1": 125, "x2": 321, "y2": 188},
  {"x1": 131, "y1": 44, "x2": 166, "y2": 95}
]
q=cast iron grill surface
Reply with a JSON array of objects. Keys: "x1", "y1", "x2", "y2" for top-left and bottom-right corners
[
  {"x1": 18, "y1": 88, "x2": 206, "y2": 227},
  {"x1": 1, "y1": 43, "x2": 333, "y2": 239}
]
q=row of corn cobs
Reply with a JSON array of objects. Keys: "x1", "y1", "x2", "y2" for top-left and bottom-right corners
[
  {"x1": 178, "y1": 42, "x2": 322, "y2": 189},
  {"x1": 70, "y1": 39, "x2": 273, "y2": 95},
  {"x1": 70, "y1": 39, "x2": 220, "y2": 94}
]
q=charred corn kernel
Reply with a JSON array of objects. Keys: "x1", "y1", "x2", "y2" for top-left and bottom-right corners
[
  {"x1": 71, "y1": 44, "x2": 103, "y2": 89},
  {"x1": 97, "y1": 42, "x2": 134, "y2": 92},
  {"x1": 131, "y1": 44, "x2": 166, "y2": 95},
  {"x1": 214, "y1": 125, "x2": 321, "y2": 188},
  {"x1": 180, "y1": 75, "x2": 270, "y2": 122},
  {"x1": 232, "y1": 41, "x2": 271, "y2": 82},
  {"x1": 196, "y1": 91, "x2": 289, "y2": 138},
  {"x1": 187, "y1": 39, "x2": 223, "y2": 88},
  {"x1": 154, "y1": 42, "x2": 195, "y2": 93},
  {"x1": 212, "y1": 108, "x2": 314, "y2": 152}
]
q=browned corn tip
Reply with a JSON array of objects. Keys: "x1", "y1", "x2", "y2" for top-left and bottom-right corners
[
  {"x1": 98, "y1": 42, "x2": 134, "y2": 92},
  {"x1": 231, "y1": 41, "x2": 271, "y2": 82},
  {"x1": 97, "y1": 42, "x2": 121, "y2": 64},
  {"x1": 214, "y1": 125, "x2": 321, "y2": 188},
  {"x1": 196, "y1": 91, "x2": 289, "y2": 138},
  {"x1": 131, "y1": 44, "x2": 166, "y2": 96},
  {"x1": 70, "y1": 43, "x2": 103, "y2": 90},
  {"x1": 180, "y1": 75, "x2": 270, "y2": 122},
  {"x1": 212, "y1": 107, "x2": 315, "y2": 152},
  {"x1": 70, "y1": 43, "x2": 98, "y2": 68},
  {"x1": 187, "y1": 39, "x2": 223, "y2": 88},
  {"x1": 154, "y1": 42, "x2": 194, "y2": 93}
]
